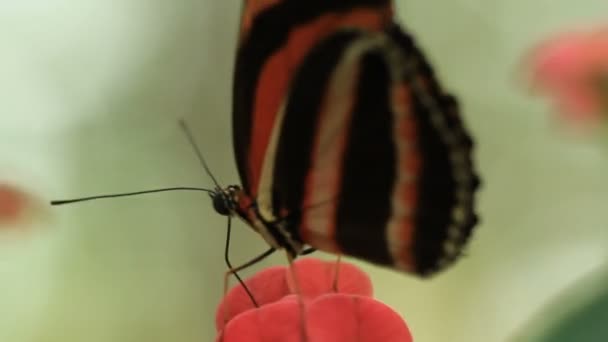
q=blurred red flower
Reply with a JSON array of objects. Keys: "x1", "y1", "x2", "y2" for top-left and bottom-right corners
[
  {"x1": 525, "y1": 27, "x2": 608, "y2": 126},
  {"x1": 215, "y1": 257, "x2": 413, "y2": 342},
  {"x1": 0, "y1": 184, "x2": 26, "y2": 225}
]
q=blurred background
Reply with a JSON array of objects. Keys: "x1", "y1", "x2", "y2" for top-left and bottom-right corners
[{"x1": 1, "y1": 1, "x2": 607, "y2": 341}]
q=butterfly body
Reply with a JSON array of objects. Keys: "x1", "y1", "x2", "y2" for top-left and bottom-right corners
[{"x1": 224, "y1": 0, "x2": 480, "y2": 277}]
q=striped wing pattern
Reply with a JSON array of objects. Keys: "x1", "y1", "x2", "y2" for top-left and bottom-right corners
[{"x1": 232, "y1": 0, "x2": 479, "y2": 276}]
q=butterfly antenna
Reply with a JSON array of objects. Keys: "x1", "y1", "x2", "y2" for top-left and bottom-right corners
[
  {"x1": 178, "y1": 119, "x2": 266, "y2": 307},
  {"x1": 50, "y1": 187, "x2": 214, "y2": 206},
  {"x1": 178, "y1": 119, "x2": 222, "y2": 190}
]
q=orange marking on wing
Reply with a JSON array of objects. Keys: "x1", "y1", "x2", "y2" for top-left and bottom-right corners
[
  {"x1": 248, "y1": 52, "x2": 290, "y2": 195},
  {"x1": 393, "y1": 84, "x2": 420, "y2": 271},
  {"x1": 284, "y1": 9, "x2": 392, "y2": 62}
]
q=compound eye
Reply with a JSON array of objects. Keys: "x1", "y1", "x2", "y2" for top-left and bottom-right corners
[{"x1": 211, "y1": 193, "x2": 231, "y2": 216}]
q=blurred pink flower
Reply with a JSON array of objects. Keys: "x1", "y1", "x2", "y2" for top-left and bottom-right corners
[
  {"x1": 215, "y1": 258, "x2": 412, "y2": 342},
  {"x1": 526, "y1": 27, "x2": 608, "y2": 125},
  {"x1": 0, "y1": 184, "x2": 26, "y2": 225},
  {"x1": 0, "y1": 183, "x2": 49, "y2": 233}
]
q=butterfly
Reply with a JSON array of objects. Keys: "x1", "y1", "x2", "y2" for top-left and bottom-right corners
[{"x1": 211, "y1": 0, "x2": 481, "y2": 277}]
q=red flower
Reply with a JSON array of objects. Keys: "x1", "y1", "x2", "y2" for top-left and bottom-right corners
[
  {"x1": 525, "y1": 26, "x2": 608, "y2": 127},
  {"x1": 215, "y1": 258, "x2": 413, "y2": 342}
]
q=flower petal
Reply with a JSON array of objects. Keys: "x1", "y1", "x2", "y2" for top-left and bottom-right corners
[
  {"x1": 525, "y1": 27, "x2": 608, "y2": 124},
  {"x1": 528, "y1": 32, "x2": 589, "y2": 90},
  {"x1": 285, "y1": 258, "x2": 373, "y2": 299},
  {"x1": 215, "y1": 265, "x2": 289, "y2": 330},
  {"x1": 218, "y1": 300, "x2": 303, "y2": 342},
  {"x1": 307, "y1": 294, "x2": 413, "y2": 342}
]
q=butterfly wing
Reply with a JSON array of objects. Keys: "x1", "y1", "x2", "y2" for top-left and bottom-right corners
[
  {"x1": 232, "y1": 1, "x2": 479, "y2": 276},
  {"x1": 268, "y1": 28, "x2": 479, "y2": 276},
  {"x1": 232, "y1": 0, "x2": 393, "y2": 198}
]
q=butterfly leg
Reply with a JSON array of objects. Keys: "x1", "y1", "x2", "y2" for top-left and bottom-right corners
[
  {"x1": 300, "y1": 247, "x2": 316, "y2": 255},
  {"x1": 222, "y1": 216, "x2": 276, "y2": 306},
  {"x1": 332, "y1": 254, "x2": 342, "y2": 292},
  {"x1": 220, "y1": 240, "x2": 276, "y2": 329},
  {"x1": 223, "y1": 244, "x2": 277, "y2": 298},
  {"x1": 286, "y1": 251, "x2": 309, "y2": 342},
  {"x1": 223, "y1": 216, "x2": 260, "y2": 307}
]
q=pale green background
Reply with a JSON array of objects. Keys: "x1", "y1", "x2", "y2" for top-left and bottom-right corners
[{"x1": 1, "y1": 1, "x2": 607, "y2": 341}]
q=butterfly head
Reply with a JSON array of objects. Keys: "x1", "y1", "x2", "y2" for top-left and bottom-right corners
[{"x1": 211, "y1": 185, "x2": 242, "y2": 216}]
